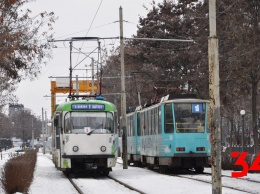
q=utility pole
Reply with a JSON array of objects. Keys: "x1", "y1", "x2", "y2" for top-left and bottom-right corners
[
  {"x1": 209, "y1": 0, "x2": 222, "y2": 193},
  {"x1": 91, "y1": 57, "x2": 95, "y2": 95},
  {"x1": 42, "y1": 107, "x2": 45, "y2": 154},
  {"x1": 44, "y1": 111, "x2": 48, "y2": 153},
  {"x1": 119, "y1": 6, "x2": 128, "y2": 169},
  {"x1": 45, "y1": 111, "x2": 48, "y2": 140},
  {"x1": 31, "y1": 118, "x2": 34, "y2": 149}
]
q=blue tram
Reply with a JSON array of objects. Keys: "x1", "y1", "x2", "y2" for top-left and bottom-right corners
[{"x1": 126, "y1": 94, "x2": 211, "y2": 173}]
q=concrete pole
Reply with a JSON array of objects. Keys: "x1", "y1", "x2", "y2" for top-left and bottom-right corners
[
  {"x1": 209, "y1": 0, "x2": 222, "y2": 193},
  {"x1": 119, "y1": 6, "x2": 128, "y2": 169},
  {"x1": 92, "y1": 58, "x2": 95, "y2": 95},
  {"x1": 42, "y1": 107, "x2": 45, "y2": 154}
]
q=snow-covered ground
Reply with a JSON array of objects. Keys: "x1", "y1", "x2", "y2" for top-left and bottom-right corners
[{"x1": 0, "y1": 147, "x2": 259, "y2": 194}]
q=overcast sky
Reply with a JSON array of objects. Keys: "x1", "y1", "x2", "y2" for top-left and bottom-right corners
[{"x1": 12, "y1": 0, "x2": 163, "y2": 119}]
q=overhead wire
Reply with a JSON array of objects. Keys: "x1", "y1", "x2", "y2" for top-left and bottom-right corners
[
  {"x1": 75, "y1": 0, "x2": 104, "y2": 66},
  {"x1": 190, "y1": 0, "x2": 239, "y2": 38}
]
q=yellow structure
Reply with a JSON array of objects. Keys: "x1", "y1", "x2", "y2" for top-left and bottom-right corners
[{"x1": 51, "y1": 80, "x2": 98, "y2": 116}]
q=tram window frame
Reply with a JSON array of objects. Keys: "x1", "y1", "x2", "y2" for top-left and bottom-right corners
[{"x1": 164, "y1": 103, "x2": 174, "y2": 133}]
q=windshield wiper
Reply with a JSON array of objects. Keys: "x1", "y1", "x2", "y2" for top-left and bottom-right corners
[{"x1": 87, "y1": 129, "x2": 99, "y2": 135}]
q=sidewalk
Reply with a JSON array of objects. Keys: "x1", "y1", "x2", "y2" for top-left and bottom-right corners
[{"x1": 28, "y1": 151, "x2": 78, "y2": 194}]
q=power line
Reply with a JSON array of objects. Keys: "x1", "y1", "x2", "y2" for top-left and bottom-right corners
[
  {"x1": 76, "y1": 0, "x2": 104, "y2": 65},
  {"x1": 191, "y1": 0, "x2": 239, "y2": 38}
]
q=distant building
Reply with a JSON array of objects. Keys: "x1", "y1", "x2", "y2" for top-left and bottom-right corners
[{"x1": 8, "y1": 103, "x2": 24, "y2": 117}]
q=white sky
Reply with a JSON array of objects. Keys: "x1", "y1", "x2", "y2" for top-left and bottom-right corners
[
  {"x1": 12, "y1": 0, "x2": 163, "y2": 119},
  {"x1": 1, "y1": 147, "x2": 259, "y2": 194}
]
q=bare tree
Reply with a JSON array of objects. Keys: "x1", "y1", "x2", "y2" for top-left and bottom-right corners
[{"x1": 0, "y1": 0, "x2": 56, "y2": 111}]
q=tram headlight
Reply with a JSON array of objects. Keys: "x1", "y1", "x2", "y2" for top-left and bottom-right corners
[
  {"x1": 72, "y1": 146, "x2": 79, "y2": 152},
  {"x1": 100, "y1": 146, "x2": 106, "y2": 152}
]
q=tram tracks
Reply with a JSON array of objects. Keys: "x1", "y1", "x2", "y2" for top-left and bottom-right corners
[
  {"x1": 68, "y1": 177, "x2": 84, "y2": 194},
  {"x1": 67, "y1": 173, "x2": 144, "y2": 194},
  {"x1": 202, "y1": 171, "x2": 260, "y2": 184},
  {"x1": 44, "y1": 155, "x2": 143, "y2": 194},
  {"x1": 122, "y1": 161, "x2": 260, "y2": 194},
  {"x1": 173, "y1": 171, "x2": 260, "y2": 194}
]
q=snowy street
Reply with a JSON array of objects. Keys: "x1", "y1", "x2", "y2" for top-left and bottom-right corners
[{"x1": 0, "y1": 148, "x2": 260, "y2": 194}]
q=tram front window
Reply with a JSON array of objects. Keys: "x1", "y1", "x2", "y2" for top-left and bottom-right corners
[
  {"x1": 175, "y1": 103, "x2": 206, "y2": 133},
  {"x1": 64, "y1": 112, "x2": 114, "y2": 134}
]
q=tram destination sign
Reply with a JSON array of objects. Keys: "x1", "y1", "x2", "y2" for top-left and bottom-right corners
[{"x1": 72, "y1": 104, "x2": 105, "y2": 110}]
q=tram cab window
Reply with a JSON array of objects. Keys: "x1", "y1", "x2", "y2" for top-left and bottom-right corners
[
  {"x1": 64, "y1": 112, "x2": 114, "y2": 134},
  {"x1": 174, "y1": 103, "x2": 206, "y2": 133}
]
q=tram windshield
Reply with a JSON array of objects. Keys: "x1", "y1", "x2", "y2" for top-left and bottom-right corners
[
  {"x1": 64, "y1": 112, "x2": 114, "y2": 134},
  {"x1": 174, "y1": 103, "x2": 206, "y2": 133}
]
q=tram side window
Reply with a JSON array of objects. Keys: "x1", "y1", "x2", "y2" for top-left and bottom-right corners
[
  {"x1": 127, "y1": 115, "x2": 135, "y2": 136},
  {"x1": 158, "y1": 108, "x2": 162, "y2": 134},
  {"x1": 129, "y1": 115, "x2": 134, "y2": 136},
  {"x1": 140, "y1": 112, "x2": 146, "y2": 136},
  {"x1": 145, "y1": 111, "x2": 149, "y2": 135},
  {"x1": 151, "y1": 109, "x2": 155, "y2": 135},
  {"x1": 206, "y1": 106, "x2": 210, "y2": 133},
  {"x1": 164, "y1": 104, "x2": 174, "y2": 133},
  {"x1": 137, "y1": 113, "x2": 141, "y2": 136},
  {"x1": 54, "y1": 113, "x2": 61, "y2": 149},
  {"x1": 127, "y1": 117, "x2": 131, "y2": 136},
  {"x1": 132, "y1": 115, "x2": 135, "y2": 136},
  {"x1": 155, "y1": 107, "x2": 158, "y2": 134},
  {"x1": 148, "y1": 110, "x2": 152, "y2": 135}
]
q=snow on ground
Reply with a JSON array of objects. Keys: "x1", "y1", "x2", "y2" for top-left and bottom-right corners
[{"x1": 0, "y1": 147, "x2": 259, "y2": 194}]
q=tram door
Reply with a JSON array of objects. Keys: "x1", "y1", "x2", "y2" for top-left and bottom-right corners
[{"x1": 53, "y1": 112, "x2": 62, "y2": 168}]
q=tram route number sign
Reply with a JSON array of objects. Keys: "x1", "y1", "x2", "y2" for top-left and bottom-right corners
[{"x1": 231, "y1": 152, "x2": 260, "y2": 178}]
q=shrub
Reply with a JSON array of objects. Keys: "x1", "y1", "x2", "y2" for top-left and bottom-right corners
[
  {"x1": 222, "y1": 151, "x2": 260, "y2": 173},
  {"x1": 1, "y1": 150, "x2": 37, "y2": 194}
]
